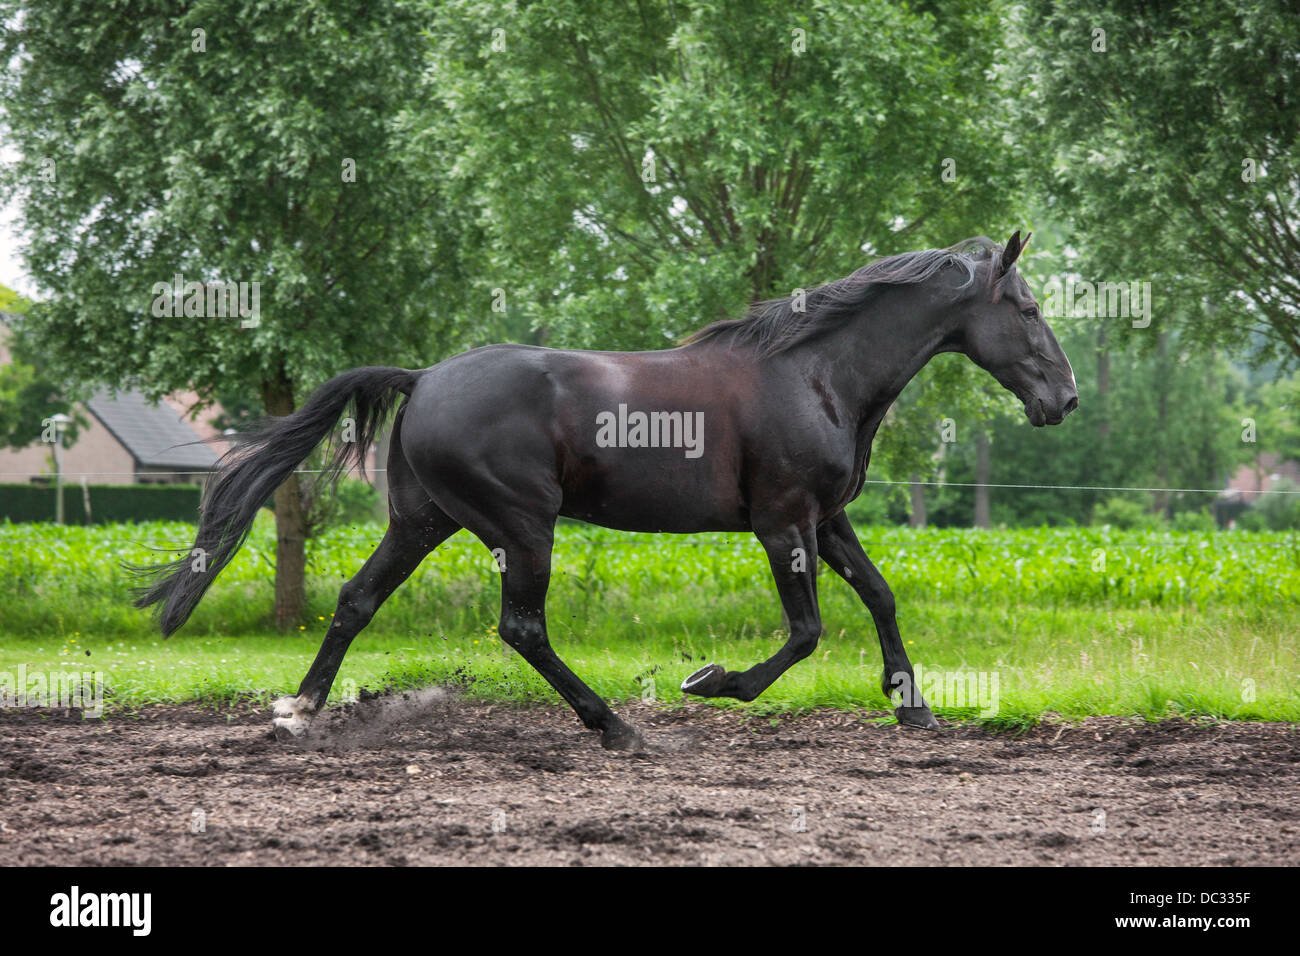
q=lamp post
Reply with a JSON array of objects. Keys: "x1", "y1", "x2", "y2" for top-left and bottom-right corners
[{"x1": 50, "y1": 412, "x2": 70, "y2": 524}]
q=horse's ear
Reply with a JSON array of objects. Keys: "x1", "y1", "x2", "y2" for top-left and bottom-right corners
[
  {"x1": 990, "y1": 230, "x2": 1032, "y2": 302},
  {"x1": 998, "y1": 230, "x2": 1026, "y2": 276}
]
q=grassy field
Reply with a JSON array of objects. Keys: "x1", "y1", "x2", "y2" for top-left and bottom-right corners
[{"x1": 1, "y1": 515, "x2": 1297, "y2": 724}]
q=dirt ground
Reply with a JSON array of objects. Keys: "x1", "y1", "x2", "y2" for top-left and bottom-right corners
[{"x1": 1, "y1": 689, "x2": 1297, "y2": 866}]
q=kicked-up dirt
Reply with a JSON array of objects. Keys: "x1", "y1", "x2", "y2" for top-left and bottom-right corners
[{"x1": 1, "y1": 690, "x2": 1297, "y2": 866}]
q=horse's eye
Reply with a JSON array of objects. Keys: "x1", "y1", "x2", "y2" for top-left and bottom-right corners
[{"x1": 1021, "y1": 306, "x2": 1039, "y2": 321}]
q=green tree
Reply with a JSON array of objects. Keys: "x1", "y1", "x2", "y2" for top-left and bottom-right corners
[
  {"x1": 1021, "y1": 0, "x2": 1300, "y2": 365},
  {"x1": 1246, "y1": 372, "x2": 1300, "y2": 464},
  {"x1": 0, "y1": 284, "x2": 85, "y2": 452},
  {"x1": 0, "y1": 0, "x2": 461, "y2": 628}
]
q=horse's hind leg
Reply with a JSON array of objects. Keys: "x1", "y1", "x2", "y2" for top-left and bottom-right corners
[
  {"x1": 272, "y1": 505, "x2": 458, "y2": 737},
  {"x1": 476, "y1": 516, "x2": 642, "y2": 750}
]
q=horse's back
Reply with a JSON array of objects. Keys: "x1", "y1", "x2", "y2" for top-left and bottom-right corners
[{"x1": 399, "y1": 343, "x2": 755, "y2": 532}]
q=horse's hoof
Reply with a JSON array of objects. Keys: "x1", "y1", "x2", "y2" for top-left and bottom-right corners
[
  {"x1": 601, "y1": 720, "x2": 644, "y2": 751},
  {"x1": 271, "y1": 695, "x2": 313, "y2": 739},
  {"x1": 895, "y1": 705, "x2": 940, "y2": 730},
  {"x1": 681, "y1": 663, "x2": 727, "y2": 697}
]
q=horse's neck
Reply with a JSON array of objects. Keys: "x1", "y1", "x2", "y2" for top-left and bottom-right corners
[{"x1": 809, "y1": 291, "x2": 957, "y2": 427}]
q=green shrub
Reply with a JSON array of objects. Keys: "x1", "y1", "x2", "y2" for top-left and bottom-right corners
[
  {"x1": 1171, "y1": 509, "x2": 1217, "y2": 533},
  {"x1": 310, "y1": 479, "x2": 382, "y2": 532},
  {"x1": 844, "y1": 486, "x2": 906, "y2": 527},
  {"x1": 0, "y1": 483, "x2": 202, "y2": 523},
  {"x1": 1239, "y1": 479, "x2": 1300, "y2": 531},
  {"x1": 1092, "y1": 495, "x2": 1164, "y2": 530}
]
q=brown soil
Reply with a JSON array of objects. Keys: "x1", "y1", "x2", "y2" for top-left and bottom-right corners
[{"x1": 2, "y1": 690, "x2": 1297, "y2": 866}]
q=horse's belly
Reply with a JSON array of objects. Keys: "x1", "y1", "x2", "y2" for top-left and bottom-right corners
[{"x1": 558, "y1": 453, "x2": 748, "y2": 533}]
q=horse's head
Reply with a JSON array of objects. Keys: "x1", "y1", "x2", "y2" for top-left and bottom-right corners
[{"x1": 960, "y1": 231, "x2": 1078, "y2": 427}]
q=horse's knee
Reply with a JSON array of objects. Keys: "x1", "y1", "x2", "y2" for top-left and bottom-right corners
[
  {"x1": 333, "y1": 581, "x2": 378, "y2": 631},
  {"x1": 787, "y1": 623, "x2": 821, "y2": 662},
  {"x1": 864, "y1": 580, "x2": 896, "y2": 618},
  {"x1": 498, "y1": 613, "x2": 546, "y2": 654}
]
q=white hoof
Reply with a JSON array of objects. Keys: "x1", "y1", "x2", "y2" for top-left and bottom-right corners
[{"x1": 271, "y1": 695, "x2": 314, "y2": 738}]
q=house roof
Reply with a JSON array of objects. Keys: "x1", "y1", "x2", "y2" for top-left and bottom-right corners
[
  {"x1": 3, "y1": 312, "x2": 219, "y2": 472},
  {"x1": 86, "y1": 389, "x2": 219, "y2": 470}
]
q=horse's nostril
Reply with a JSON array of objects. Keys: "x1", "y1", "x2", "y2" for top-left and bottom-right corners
[{"x1": 1064, "y1": 395, "x2": 1079, "y2": 414}]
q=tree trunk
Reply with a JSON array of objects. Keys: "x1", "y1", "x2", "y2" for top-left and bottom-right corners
[
  {"x1": 1202, "y1": 359, "x2": 1219, "y2": 490},
  {"x1": 1096, "y1": 323, "x2": 1110, "y2": 446},
  {"x1": 262, "y1": 364, "x2": 308, "y2": 631},
  {"x1": 973, "y1": 427, "x2": 991, "y2": 528},
  {"x1": 1154, "y1": 331, "x2": 1171, "y2": 516},
  {"x1": 372, "y1": 424, "x2": 391, "y2": 523},
  {"x1": 909, "y1": 473, "x2": 927, "y2": 528}
]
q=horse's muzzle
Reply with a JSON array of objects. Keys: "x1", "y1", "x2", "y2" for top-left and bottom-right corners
[{"x1": 1027, "y1": 392, "x2": 1078, "y2": 427}]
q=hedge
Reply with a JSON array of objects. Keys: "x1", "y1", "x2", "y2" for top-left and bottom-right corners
[{"x1": 0, "y1": 483, "x2": 203, "y2": 524}]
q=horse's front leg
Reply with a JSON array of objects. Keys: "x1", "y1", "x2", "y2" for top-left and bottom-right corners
[
  {"x1": 681, "y1": 521, "x2": 821, "y2": 702},
  {"x1": 817, "y1": 510, "x2": 938, "y2": 729}
]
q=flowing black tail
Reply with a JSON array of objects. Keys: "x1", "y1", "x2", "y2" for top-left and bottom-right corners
[{"x1": 132, "y1": 366, "x2": 418, "y2": 636}]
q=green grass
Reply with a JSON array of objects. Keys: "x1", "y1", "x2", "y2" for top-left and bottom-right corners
[{"x1": 1, "y1": 516, "x2": 1297, "y2": 724}]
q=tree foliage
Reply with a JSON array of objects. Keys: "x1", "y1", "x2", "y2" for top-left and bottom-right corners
[
  {"x1": 0, "y1": 284, "x2": 85, "y2": 451},
  {"x1": 1021, "y1": 0, "x2": 1300, "y2": 364},
  {"x1": 0, "y1": 0, "x2": 459, "y2": 626},
  {"x1": 423, "y1": 0, "x2": 1035, "y2": 346}
]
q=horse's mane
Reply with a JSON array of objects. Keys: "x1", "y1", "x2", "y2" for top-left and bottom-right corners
[{"x1": 684, "y1": 237, "x2": 1003, "y2": 356}]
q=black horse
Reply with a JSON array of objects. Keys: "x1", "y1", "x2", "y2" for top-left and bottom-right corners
[{"x1": 135, "y1": 231, "x2": 1076, "y2": 749}]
